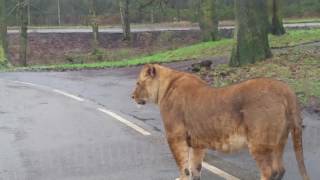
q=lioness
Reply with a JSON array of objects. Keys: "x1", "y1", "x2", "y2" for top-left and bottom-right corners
[{"x1": 131, "y1": 64, "x2": 309, "y2": 180}]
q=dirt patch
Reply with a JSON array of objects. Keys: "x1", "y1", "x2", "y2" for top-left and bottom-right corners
[
  {"x1": 164, "y1": 53, "x2": 320, "y2": 117},
  {"x1": 187, "y1": 43, "x2": 320, "y2": 113}
]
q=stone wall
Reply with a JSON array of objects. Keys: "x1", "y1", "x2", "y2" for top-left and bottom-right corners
[{"x1": 8, "y1": 30, "x2": 204, "y2": 65}]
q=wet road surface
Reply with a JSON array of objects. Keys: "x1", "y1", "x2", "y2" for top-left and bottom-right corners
[
  {"x1": 0, "y1": 79, "x2": 224, "y2": 180},
  {"x1": 0, "y1": 63, "x2": 319, "y2": 180}
]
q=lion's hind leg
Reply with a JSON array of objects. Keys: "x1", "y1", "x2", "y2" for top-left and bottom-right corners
[
  {"x1": 249, "y1": 146, "x2": 273, "y2": 180},
  {"x1": 270, "y1": 142, "x2": 286, "y2": 180},
  {"x1": 190, "y1": 148, "x2": 206, "y2": 180},
  {"x1": 249, "y1": 144, "x2": 286, "y2": 180}
]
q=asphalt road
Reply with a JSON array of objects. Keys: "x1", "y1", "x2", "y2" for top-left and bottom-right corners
[
  {"x1": 0, "y1": 63, "x2": 319, "y2": 180},
  {"x1": 7, "y1": 22, "x2": 320, "y2": 34},
  {"x1": 0, "y1": 72, "x2": 224, "y2": 179}
]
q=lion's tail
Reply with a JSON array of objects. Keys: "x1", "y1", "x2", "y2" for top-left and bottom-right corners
[{"x1": 288, "y1": 96, "x2": 310, "y2": 180}]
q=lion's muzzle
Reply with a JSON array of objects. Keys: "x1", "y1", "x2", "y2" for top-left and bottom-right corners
[{"x1": 131, "y1": 94, "x2": 146, "y2": 105}]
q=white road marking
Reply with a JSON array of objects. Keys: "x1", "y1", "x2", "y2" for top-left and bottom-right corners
[
  {"x1": 11, "y1": 80, "x2": 84, "y2": 102},
  {"x1": 52, "y1": 89, "x2": 84, "y2": 102},
  {"x1": 12, "y1": 80, "x2": 48, "y2": 89},
  {"x1": 174, "y1": 161, "x2": 240, "y2": 180},
  {"x1": 98, "y1": 108, "x2": 151, "y2": 136},
  {"x1": 203, "y1": 162, "x2": 240, "y2": 180}
]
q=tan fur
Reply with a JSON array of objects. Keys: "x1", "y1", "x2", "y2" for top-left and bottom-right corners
[{"x1": 132, "y1": 64, "x2": 309, "y2": 180}]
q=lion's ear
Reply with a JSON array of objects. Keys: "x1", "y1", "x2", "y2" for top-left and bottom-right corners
[{"x1": 146, "y1": 65, "x2": 156, "y2": 78}]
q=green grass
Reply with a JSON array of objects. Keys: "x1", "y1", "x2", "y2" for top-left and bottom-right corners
[
  {"x1": 8, "y1": 29, "x2": 320, "y2": 71},
  {"x1": 220, "y1": 18, "x2": 320, "y2": 26},
  {"x1": 0, "y1": 47, "x2": 8, "y2": 68},
  {"x1": 270, "y1": 29, "x2": 320, "y2": 48},
  {"x1": 284, "y1": 18, "x2": 320, "y2": 24},
  {"x1": 64, "y1": 48, "x2": 142, "y2": 64},
  {"x1": 11, "y1": 40, "x2": 232, "y2": 71}
]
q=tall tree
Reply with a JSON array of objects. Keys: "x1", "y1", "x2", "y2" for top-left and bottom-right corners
[
  {"x1": 0, "y1": 0, "x2": 9, "y2": 66},
  {"x1": 119, "y1": 0, "x2": 131, "y2": 41},
  {"x1": 27, "y1": 0, "x2": 31, "y2": 25},
  {"x1": 18, "y1": 0, "x2": 28, "y2": 66},
  {"x1": 173, "y1": 0, "x2": 183, "y2": 22},
  {"x1": 89, "y1": 0, "x2": 99, "y2": 52},
  {"x1": 230, "y1": 0, "x2": 272, "y2": 66},
  {"x1": 150, "y1": 7, "x2": 155, "y2": 23},
  {"x1": 271, "y1": 0, "x2": 285, "y2": 35},
  {"x1": 57, "y1": 0, "x2": 61, "y2": 25},
  {"x1": 199, "y1": 0, "x2": 219, "y2": 41}
]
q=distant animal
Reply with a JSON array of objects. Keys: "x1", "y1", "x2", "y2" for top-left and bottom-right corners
[{"x1": 131, "y1": 64, "x2": 309, "y2": 180}]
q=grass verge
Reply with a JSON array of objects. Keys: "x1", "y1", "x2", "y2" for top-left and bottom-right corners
[
  {"x1": 5, "y1": 29, "x2": 320, "y2": 72},
  {"x1": 284, "y1": 18, "x2": 320, "y2": 24}
]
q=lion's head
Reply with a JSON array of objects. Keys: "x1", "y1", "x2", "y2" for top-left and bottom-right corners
[{"x1": 131, "y1": 64, "x2": 160, "y2": 105}]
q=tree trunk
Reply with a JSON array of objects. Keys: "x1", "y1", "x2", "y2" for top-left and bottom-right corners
[
  {"x1": 138, "y1": 6, "x2": 144, "y2": 23},
  {"x1": 0, "y1": 0, "x2": 9, "y2": 66},
  {"x1": 119, "y1": 0, "x2": 131, "y2": 41},
  {"x1": 18, "y1": 0, "x2": 28, "y2": 66},
  {"x1": 199, "y1": 0, "x2": 219, "y2": 41},
  {"x1": 176, "y1": 8, "x2": 181, "y2": 22},
  {"x1": 271, "y1": 0, "x2": 285, "y2": 35},
  {"x1": 297, "y1": 0, "x2": 302, "y2": 16},
  {"x1": 89, "y1": 0, "x2": 99, "y2": 52},
  {"x1": 28, "y1": 0, "x2": 31, "y2": 25},
  {"x1": 57, "y1": 0, "x2": 61, "y2": 25},
  {"x1": 150, "y1": 8, "x2": 154, "y2": 23},
  {"x1": 230, "y1": 0, "x2": 272, "y2": 66}
]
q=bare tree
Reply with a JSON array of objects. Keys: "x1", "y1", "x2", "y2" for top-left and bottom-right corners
[
  {"x1": 230, "y1": 0, "x2": 272, "y2": 66},
  {"x1": 18, "y1": 0, "x2": 28, "y2": 66},
  {"x1": 27, "y1": 0, "x2": 31, "y2": 25},
  {"x1": 57, "y1": 0, "x2": 61, "y2": 25},
  {"x1": 89, "y1": 0, "x2": 99, "y2": 52},
  {"x1": 199, "y1": 0, "x2": 219, "y2": 41},
  {"x1": 119, "y1": 0, "x2": 131, "y2": 41},
  {"x1": 0, "y1": 0, "x2": 9, "y2": 66}
]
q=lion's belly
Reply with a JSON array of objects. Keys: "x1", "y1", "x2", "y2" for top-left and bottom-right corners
[
  {"x1": 216, "y1": 134, "x2": 248, "y2": 153},
  {"x1": 190, "y1": 133, "x2": 248, "y2": 153}
]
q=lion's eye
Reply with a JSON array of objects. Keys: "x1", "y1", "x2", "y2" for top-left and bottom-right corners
[{"x1": 136, "y1": 82, "x2": 140, "y2": 86}]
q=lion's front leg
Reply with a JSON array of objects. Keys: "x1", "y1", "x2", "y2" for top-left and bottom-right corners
[
  {"x1": 190, "y1": 148, "x2": 206, "y2": 180},
  {"x1": 167, "y1": 135, "x2": 190, "y2": 180}
]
